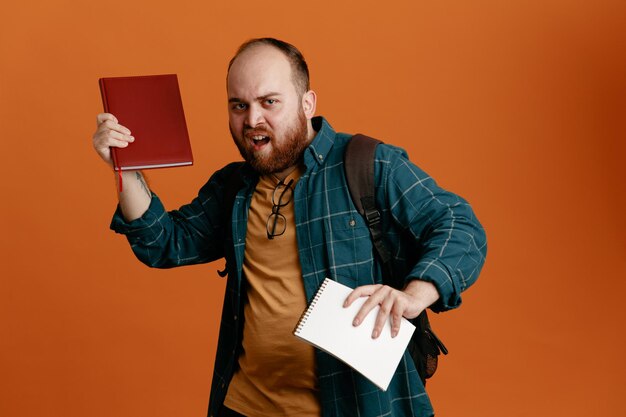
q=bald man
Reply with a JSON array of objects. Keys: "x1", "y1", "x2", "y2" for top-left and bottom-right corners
[{"x1": 93, "y1": 38, "x2": 487, "y2": 417}]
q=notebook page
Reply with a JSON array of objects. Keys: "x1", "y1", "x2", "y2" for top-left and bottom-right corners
[{"x1": 294, "y1": 278, "x2": 416, "y2": 390}]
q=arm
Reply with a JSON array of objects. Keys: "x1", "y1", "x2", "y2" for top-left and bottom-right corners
[
  {"x1": 92, "y1": 112, "x2": 151, "y2": 221},
  {"x1": 109, "y1": 166, "x2": 237, "y2": 269},
  {"x1": 346, "y1": 145, "x2": 487, "y2": 338},
  {"x1": 387, "y1": 151, "x2": 487, "y2": 310},
  {"x1": 94, "y1": 113, "x2": 234, "y2": 268}
]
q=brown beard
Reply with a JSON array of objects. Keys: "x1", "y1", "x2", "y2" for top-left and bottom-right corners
[{"x1": 230, "y1": 108, "x2": 310, "y2": 175}]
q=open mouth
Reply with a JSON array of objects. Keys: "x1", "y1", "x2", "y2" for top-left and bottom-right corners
[{"x1": 250, "y1": 135, "x2": 271, "y2": 149}]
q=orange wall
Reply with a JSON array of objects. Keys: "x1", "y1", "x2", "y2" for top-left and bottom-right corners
[{"x1": 1, "y1": 1, "x2": 625, "y2": 416}]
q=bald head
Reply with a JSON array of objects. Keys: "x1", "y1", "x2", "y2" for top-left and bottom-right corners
[{"x1": 227, "y1": 38, "x2": 310, "y2": 97}]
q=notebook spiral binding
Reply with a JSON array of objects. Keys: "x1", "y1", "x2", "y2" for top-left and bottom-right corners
[{"x1": 294, "y1": 278, "x2": 330, "y2": 335}]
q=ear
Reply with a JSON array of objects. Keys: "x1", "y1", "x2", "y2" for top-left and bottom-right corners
[{"x1": 301, "y1": 90, "x2": 317, "y2": 119}]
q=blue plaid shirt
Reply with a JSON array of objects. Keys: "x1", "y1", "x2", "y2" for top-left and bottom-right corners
[{"x1": 111, "y1": 117, "x2": 487, "y2": 417}]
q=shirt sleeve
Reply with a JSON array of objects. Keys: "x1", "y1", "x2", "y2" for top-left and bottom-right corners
[
  {"x1": 109, "y1": 167, "x2": 233, "y2": 269},
  {"x1": 379, "y1": 145, "x2": 488, "y2": 312}
]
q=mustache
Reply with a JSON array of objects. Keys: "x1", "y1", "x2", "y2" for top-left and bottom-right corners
[{"x1": 243, "y1": 127, "x2": 273, "y2": 138}]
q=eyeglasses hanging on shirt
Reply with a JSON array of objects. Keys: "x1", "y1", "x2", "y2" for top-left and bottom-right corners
[{"x1": 266, "y1": 178, "x2": 294, "y2": 239}]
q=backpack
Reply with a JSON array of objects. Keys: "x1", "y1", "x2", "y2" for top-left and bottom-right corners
[{"x1": 219, "y1": 134, "x2": 448, "y2": 385}]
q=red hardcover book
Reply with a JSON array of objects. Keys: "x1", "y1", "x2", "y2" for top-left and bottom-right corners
[{"x1": 98, "y1": 74, "x2": 193, "y2": 172}]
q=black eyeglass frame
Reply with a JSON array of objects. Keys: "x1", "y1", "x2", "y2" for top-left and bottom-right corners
[{"x1": 266, "y1": 178, "x2": 294, "y2": 240}]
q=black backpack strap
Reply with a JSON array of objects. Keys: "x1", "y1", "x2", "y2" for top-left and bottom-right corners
[
  {"x1": 217, "y1": 162, "x2": 245, "y2": 277},
  {"x1": 344, "y1": 134, "x2": 447, "y2": 385},
  {"x1": 344, "y1": 134, "x2": 393, "y2": 279}
]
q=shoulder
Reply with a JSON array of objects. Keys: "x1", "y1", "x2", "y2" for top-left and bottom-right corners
[
  {"x1": 331, "y1": 134, "x2": 410, "y2": 158},
  {"x1": 371, "y1": 142, "x2": 434, "y2": 191},
  {"x1": 204, "y1": 161, "x2": 248, "y2": 185},
  {"x1": 367, "y1": 141, "x2": 414, "y2": 180},
  {"x1": 195, "y1": 161, "x2": 248, "y2": 200},
  {"x1": 375, "y1": 142, "x2": 410, "y2": 162},
  {"x1": 215, "y1": 161, "x2": 246, "y2": 178}
]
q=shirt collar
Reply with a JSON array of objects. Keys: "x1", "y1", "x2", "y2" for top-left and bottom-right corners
[{"x1": 304, "y1": 116, "x2": 336, "y2": 168}]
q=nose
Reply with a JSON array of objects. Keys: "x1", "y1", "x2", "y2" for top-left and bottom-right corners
[{"x1": 244, "y1": 104, "x2": 264, "y2": 128}]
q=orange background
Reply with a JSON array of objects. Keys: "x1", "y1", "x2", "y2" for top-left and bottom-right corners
[{"x1": 1, "y1": 1, "x2": 625, "y2": 416}]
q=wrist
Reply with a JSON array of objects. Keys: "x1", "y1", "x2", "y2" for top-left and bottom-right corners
[{"x1": 404, "y1": 279, "x2": 440, "y2": 311}]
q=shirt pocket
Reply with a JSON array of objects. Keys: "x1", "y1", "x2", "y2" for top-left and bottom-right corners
[{"x1": 323, "y1": 213, "x2": 376, "y2": 286}]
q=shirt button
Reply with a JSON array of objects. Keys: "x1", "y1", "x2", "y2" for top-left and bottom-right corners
[
  {"x1": 349, "y1": 219, "x2": 356, "y2": 227},
  {"x1": 318, "y1": 154, "x2": 323, "y2": 160},
  {"x1": 233, "y1": 315, "x2": 237, "y2": 321}
]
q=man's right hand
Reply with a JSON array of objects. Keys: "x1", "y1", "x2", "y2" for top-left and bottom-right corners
[
  {"x1": 92, "y1": 113, "x2": 135, "y2": 166},
  {"x1": 92, "y1": 112, "x2": 152, "y2": 221}
]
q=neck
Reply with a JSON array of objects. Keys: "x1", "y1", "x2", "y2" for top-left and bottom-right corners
[{"x1": 272, "y1": 164, "x2": 300, "y2": 182}]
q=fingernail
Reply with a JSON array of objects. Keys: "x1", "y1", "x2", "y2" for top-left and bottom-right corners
[
  {"x1": 129, "y1": 136, "x2": 135, "y2": 141},
  {"x1": 353, "y1": 318, "x2": 360, "y2": 326},
  {"x1": 372, "y1": 330, "x2": 378, "y2": 339}
]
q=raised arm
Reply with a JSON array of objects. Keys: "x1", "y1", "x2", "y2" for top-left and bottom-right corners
[{"x1": 92, "y1": 112, "x2": 151, "y2": 221}]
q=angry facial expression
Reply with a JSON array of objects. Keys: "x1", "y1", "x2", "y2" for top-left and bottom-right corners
[{"x1": 227, "y1": 45, "x2": 315, "y2": 176}]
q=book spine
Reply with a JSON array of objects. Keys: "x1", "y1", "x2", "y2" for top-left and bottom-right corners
[
  {"x1": 294, "y1": 278, "x2": 330, "y2": 335},
  {"x1": 98, "y1": 78, "x2": 121, "y2": 171},
  {"x1": 99, "y1": 78, "x2": 123, "y2": 191}
]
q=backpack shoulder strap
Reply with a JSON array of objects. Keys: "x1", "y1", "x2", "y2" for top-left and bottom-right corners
[{"x1": 344, "y1": 134, "x2": 393, "y2": 273}]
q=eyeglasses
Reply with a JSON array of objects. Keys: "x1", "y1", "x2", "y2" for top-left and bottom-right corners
[{"x1": 267, "y1": 178, "x2": 294, "y2": 239}]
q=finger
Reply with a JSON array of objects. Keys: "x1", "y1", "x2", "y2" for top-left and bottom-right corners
[
  {"x1": 100, "y1": 119, "x2": 132, "y2": 136},
  {"x1": 390, "y1": 304, "x2": 404, "y2": 338},
  {"x1": 352, "y1": 285, "x2": 389, "y2": 327},
  {"x1": 93, "y1": 130, "x2": 134, "y2": 149},
  {"x1": 92, "y1": 136, "x2": 128, "y2": 166},
  {"x1": 94, "y1": 131, "x2": 134, "y2": 152},
  {"x1": 96, "y1": 117, "x2": 132, "y2": 138},
  {"x1": 96, "y1": 112, "x2": 118, "y2": 125},
  {"x1": 343, "y1": 284, "x2": 380, "y2": 308},
  {"x1": 108, "y1": 130, "x2": 134, "y2": 143},
  {"x1": 93, "y1": 138, "x2": 130, "y2": 162},
  {"x1": 372, "y1": 293, "x2": 396, "y2": 339},
  {"x1": 106, "y1": 137, "x2": 132, "y2": 149}
]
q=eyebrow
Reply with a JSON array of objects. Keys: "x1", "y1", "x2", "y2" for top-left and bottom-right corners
[{"x1": 228, "y1": 92, "x2": 282, "y2": 103}]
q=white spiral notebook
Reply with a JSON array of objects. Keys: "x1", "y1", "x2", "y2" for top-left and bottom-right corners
[{"x1": 293, "y1": 278, "x2": 416, "y2": 391}]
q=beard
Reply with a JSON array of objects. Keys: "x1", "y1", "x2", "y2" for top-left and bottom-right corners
[{"x1": 230, "y1": 108, "x2": 310, "y2": 176}]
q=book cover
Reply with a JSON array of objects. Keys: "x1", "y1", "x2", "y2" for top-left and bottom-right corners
[
  {"x1": 98, "y1": 74, "x2": 193, "y2": 171},
  {"x1": 294, "y1": 278, "x2": 416, "y2": 391}
]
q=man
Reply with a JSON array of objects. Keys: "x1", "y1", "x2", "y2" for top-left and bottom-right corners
[{"x1": 92, "y1": 38, "x2": 487, "y2": 417}]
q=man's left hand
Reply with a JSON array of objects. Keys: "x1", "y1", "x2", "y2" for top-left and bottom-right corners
[{"x1": 344, "y1": 280, "x2": 440, "y2": 339}]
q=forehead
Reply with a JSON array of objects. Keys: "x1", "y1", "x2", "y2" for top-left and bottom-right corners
[{"x1": 227, "y1": 45, "x2": 296, "y2": 99}]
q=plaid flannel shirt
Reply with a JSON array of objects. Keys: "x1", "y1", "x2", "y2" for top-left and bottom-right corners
[{"x1": 111, "y1": 116, "x2": 487, "y2": 417}]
